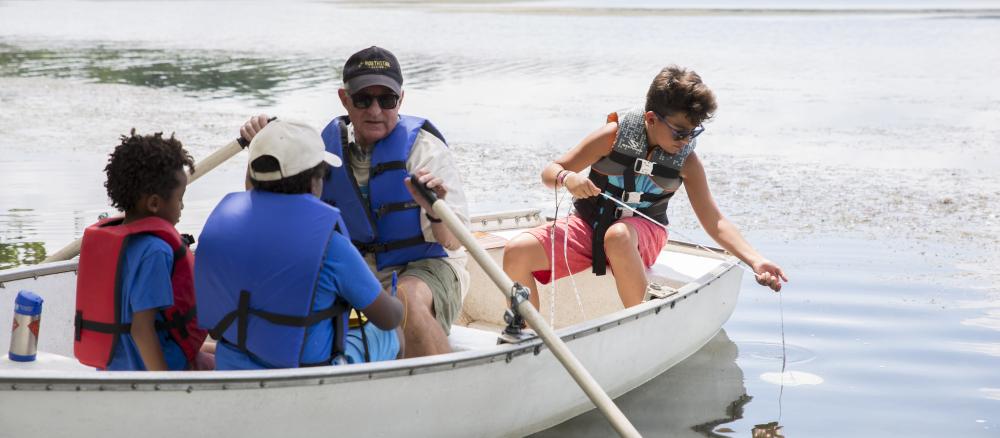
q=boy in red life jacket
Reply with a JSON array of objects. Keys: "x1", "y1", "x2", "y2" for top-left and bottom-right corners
[{"x1": 75, "y1": 130, "x2": 211, "y2": 371}]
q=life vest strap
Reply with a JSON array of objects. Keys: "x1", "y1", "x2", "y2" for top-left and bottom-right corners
[
  {"x1": 375, "y1": 201, "x2": 420, "y2": 218},
  {"x1": 600, "y1": 183, "x2": 672, "y2": 204},
  {"x1": 607, "y1": 150, "x2": 681, "y2": 179},
  {"x1": 74, "y1": 311, "x2": 131, "y2": 341},
  {"x1": 74, "y1": 308, "x2": 195, "y2": 341},
  {"x1": 208, "y1": 290, "x2": 350, "y2": 352},
  {"x1": 353, "y1": 235, "x2": 428, "y2": 255},
  {"x1": 159, "y1": 307, "x2": 197, "y2": 339},
  {"x1": 371, "y1": 160, "x2": 407, "y2": 178}
]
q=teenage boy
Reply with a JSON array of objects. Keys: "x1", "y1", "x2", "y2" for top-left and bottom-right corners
[
  {"x1": 75, "y1": 130, "x2": 209, "y2": 371},
  {"x1": 196, "y1": 119, "x2": 404, "y2": 369},
  {"x1": 503, "y1": 65, "x2": 788, "y2": 311}
]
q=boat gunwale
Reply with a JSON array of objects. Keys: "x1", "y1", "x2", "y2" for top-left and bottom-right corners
[{"x1": 0, "y1": 245, "x2": 741, "y2": 391}]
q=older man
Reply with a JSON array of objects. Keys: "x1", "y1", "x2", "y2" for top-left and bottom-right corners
[{"x1": 240, "y1": 46, "x2": 470, "y2": 358}]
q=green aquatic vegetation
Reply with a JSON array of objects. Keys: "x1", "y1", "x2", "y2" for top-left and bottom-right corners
[
  {"x1": 0, "y1": 241, "x2": 46, "y2": 270},
  {"x1": 0, "y1": 43, "x2": 335, "y2": 103}
]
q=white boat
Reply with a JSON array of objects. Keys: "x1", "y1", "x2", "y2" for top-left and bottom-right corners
[{"x1": 0, "y1": 210, "x2": 744, "y2": 437}]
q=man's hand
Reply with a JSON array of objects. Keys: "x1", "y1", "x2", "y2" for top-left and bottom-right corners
[
  {"x1": 239, "y1": 114, "x2": 272, "y2": 144},
  {"x1": 405, "y1": 168, "x2": 447, "y2": 214}
]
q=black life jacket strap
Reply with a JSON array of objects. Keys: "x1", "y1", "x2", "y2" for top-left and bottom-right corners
[
  {"x1": 74, "y1": 311, "x2": 131, "y2": 341},
  {"x1": 158, "y1": 307, "x2": 197, "y2": 339},
  {"x1": 371, "y1": 160, "x2": 407, "y2": 178},
  {"x1": 74, "y1": 307, "x2": 196, "y2": 341},
  {"x1": 375, "y1": 201, "x2": 420, "y2": 218},
  {"x1": 208, "y1": 290, "x2": 350, "y2": 353},
  {"x1": 601, "y1": 184, "x2": 672, "y2": 204},
  {"x1": 353, "y1": 235, "x2": 429, "y2": 255},
  {"x1": 607, "y1": 150, "x2": 681, "y2": 179}
]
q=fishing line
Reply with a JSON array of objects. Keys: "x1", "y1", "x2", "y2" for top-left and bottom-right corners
[
  {"x1": 597, "y1": 193, "x2": 757, "y2": 275},
  {"x1": 778, "y1": 289, "x2": 786, "y2": 422},
  {"x1": 549, "y1": 183, "x2": 561, "y2": 326},
  {"x1": 598, "y1": 192, "x2": 789, "y2": 420}
]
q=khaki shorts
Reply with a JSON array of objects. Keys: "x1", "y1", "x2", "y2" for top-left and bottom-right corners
[{"x1": 397, "y1": 258, "x2": 462, "y2": 335}]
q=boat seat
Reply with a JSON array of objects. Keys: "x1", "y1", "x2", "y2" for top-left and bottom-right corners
[{"x1": 448, "y1": 325, "x2": 500, "y2": 351}]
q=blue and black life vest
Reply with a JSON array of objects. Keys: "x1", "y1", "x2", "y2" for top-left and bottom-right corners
[
  {"x1": 574, "y1": 108, "x2": 695, "y2": 275},
  {"x1": 320, "y1": 115, "x2": 448, "y2": 271},
  {"x1": 194, "y1": 190, "x2": 350, "y2": 368}
]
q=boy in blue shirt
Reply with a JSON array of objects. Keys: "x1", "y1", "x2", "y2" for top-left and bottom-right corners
[
  {"x1": 196, "y1": 120, "x2": 403, "y2": 369},
  {"x1": 77, "y1": 130, "x2": 209, "y2": 371}
]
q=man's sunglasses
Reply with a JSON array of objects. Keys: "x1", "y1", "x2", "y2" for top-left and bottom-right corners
[
  {"x1": 351, "y1": 92, "x2": 400, "y2": 110},
  {"x1": 656, "y1": 113, "x2": 705, "y2": 141}
]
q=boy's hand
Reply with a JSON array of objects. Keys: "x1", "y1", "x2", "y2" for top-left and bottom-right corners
[
  {"x1": 239, "y1": 114, "x2": 272, "y2": 144},
  {"x1": 564, "y1": 172, "x2": 601, "y2": 198},
  {"x1": 752, "y1": 259, "x2": 788, "y2": 292}
]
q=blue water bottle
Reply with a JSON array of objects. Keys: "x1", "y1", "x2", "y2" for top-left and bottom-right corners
[{"x1": 9, "y1": 290, "x2": 43, "y2": 362}]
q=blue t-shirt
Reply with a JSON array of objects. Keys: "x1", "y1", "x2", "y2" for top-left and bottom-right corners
[
  {"x1": 215, "y1": 232, "x2": 382, "y2": 370},
  {"x1": 105, "y1": 234, "x2": 188, "y2": 371}
]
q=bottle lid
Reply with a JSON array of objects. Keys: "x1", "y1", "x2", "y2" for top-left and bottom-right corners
[{"x1": 14, "y1": 290, "x2": 43, "y2": 315}]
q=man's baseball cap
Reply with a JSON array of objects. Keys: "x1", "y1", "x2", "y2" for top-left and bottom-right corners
[
  {"x1": 248, "y1": 119, "x2": 341, "y2": 182},
  {"x1": 342, "y1": 46, "x2": 403, "y2": 94}
]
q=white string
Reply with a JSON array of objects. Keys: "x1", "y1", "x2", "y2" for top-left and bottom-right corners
[
  {"x1": 562, "y1": 197, "x2": 587, "y2": 320},
  {"x1": 597, "y1": 193, "x2": 757, "y2": 275},
  {"x1": 778, "y1": 290, "x2": 786, "y2": 421},
  {"x1": 548, "y1": 185, "x2": 562, "y2": 326}
]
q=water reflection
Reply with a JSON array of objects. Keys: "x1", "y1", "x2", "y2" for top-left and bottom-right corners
[
  {"x1": 0, "y1": 43, "x2": 333, "y2": 103},
  {"x1": 532, "y1": 329, "x2": 754, "y2": 437},
  {"x1": 0, "y1": 209, "x2": 46, "y2": 269},
  {"x1": 752, "y1": 422, "x2": 785, "y2": 438}
]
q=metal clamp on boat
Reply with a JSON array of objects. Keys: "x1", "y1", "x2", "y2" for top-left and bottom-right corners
[
  {"x1": 643, "y1": 282, "x2": 679, "y2": 302},
  {"x1": 497, "y1": 283, "x2": 535, "y2": 345}
]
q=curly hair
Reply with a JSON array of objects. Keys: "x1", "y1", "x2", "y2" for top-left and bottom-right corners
[
  {"x1": 104, "y1": 129, "x2": 194, "y2": 212},
  {"x1": 645, "y1": 65, "x2": 718, "y2": 126}
]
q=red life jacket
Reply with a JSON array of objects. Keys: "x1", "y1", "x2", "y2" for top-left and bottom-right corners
[{"x1": 74, "y1": 216, "x2": 207, "y2": 369}]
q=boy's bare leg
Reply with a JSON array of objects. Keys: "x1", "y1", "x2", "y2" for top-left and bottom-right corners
[
  {"x1": 502, "y1": 233, "x2": 550, "y2": 309},
  {"x1": 603, "y1": 222, "x2": 648, "y2": 308}
]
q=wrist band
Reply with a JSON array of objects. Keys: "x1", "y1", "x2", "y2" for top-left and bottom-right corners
[
  {"x1": 557, "y1": 170, "x2": 572, "y2": 187},
  {"x1": 425, "y1": 212, "x2": 443, "y2": 223}
]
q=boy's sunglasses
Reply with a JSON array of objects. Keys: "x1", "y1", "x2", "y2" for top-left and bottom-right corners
[
  {"x1": 656, "y1": 112, "x2": 705, "y2": 141},
  {"x1": 351, "y1": 92, "x2": 399, "y2": 110}
]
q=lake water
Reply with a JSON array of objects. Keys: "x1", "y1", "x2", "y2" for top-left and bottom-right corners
[{"x1": 1, "y1": 1, "x2": 998, "y2": 436}]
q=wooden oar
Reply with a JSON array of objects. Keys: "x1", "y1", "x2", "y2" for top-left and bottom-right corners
[
  {"x1": 410, "y1": 178, "x2": 642, "y2": 438},
  {"x1": 41, "y1": 137, "x2": 249, "y2": 263}
]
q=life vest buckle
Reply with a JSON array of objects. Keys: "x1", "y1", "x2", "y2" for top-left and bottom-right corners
[
  {"x1": 633, "y1": 158, "x2": 655, "y2": 175},
  {"x1": 614, "y1": 207, "x2": 634, "y2": 219},
  {"x1": 622, "y1": 191, "x2": 643, "y2": 204}
]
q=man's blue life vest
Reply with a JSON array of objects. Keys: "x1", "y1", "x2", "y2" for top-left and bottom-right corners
[
  {"x1": 195, "y1": 191, "x2": 350, "y2": 368},
  {"x1": 320, "y1": 115, "x2": 448, "y2": 271}
]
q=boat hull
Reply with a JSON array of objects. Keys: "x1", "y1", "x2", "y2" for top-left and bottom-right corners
[{"x1": 0, "y1": 219, "x2": 742, "y2": 437}]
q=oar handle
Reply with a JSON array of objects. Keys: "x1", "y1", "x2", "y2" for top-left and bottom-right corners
[
  {"x1": 409, "y1": 174, "x2": 439, "y2": 205},
  {"x1": 411, "y1": 174, "x2": 642, "y2": 438}
]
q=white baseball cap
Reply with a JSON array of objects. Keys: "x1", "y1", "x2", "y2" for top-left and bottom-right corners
[{"x1": 247, "y1": 119, "x2": 342, "y2": 182}]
